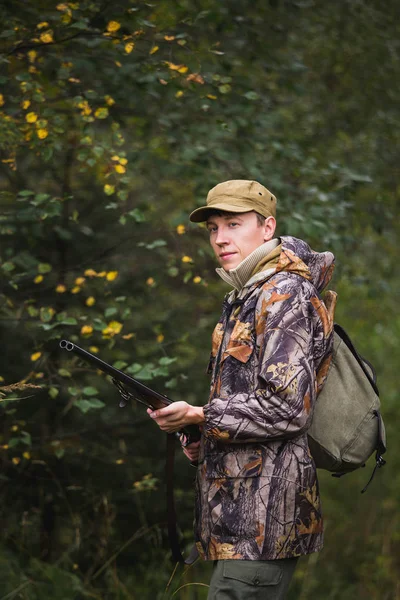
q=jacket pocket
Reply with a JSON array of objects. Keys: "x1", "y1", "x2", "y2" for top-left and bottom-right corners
[
  {"x1": 223, "y1": 318, "x2": 254, "y2": 364},
  {"x1": 205, "y1": 447, "x2": 262, "y2": 479}
]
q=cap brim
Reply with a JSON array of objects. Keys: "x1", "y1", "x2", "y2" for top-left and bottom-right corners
[{"x1": 189, "y1": 203, "x2": 253, "y2": 223}]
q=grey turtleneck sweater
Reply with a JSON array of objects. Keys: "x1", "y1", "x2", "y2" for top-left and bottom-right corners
[{"x1": 216, "y1": 238, "x2": 280, "y2": 293}]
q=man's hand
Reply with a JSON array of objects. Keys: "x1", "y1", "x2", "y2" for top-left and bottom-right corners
[
  {"x1": 147, "y1": 401, "x2": 204, "y2": 433},
  {"x1": 182, "y1": 440, "x2": 201, "y2": 462}
]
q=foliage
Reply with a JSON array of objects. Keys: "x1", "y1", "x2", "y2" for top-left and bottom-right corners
[{"x1": 0, "y1": 0, "x2": 399, "y2": 598}]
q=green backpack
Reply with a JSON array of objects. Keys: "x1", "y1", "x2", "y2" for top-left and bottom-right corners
[{"x1": 308, "y1": 323, "x2": 387, "y2": 492}]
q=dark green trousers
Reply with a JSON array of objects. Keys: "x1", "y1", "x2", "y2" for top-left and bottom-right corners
[{"x1": 207, "y1": 558, "x2": 298, "y2": 600}]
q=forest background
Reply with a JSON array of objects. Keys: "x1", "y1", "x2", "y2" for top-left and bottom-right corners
[{"x1": 0, "y1": 1, "x2": 399, "y2": 599}]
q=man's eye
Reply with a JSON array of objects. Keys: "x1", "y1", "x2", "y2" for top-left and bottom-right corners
[{"x1": 229, "y1": 222, "x2": 239, "y2": 227}]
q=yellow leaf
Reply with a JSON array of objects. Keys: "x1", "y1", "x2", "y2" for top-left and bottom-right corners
[
  {"x1": 86, "y1": 296, "x2": 95, "y2": 307},
  {"x1": 105, "y1": 95, "x2": 115, "y2": 106},
  {"x1": 108, "y1": 320, "x2": 123, "y2": 333},
  {"x1": 37, "y1": 22, "x2": 49, "y2": 29},
  {"x1": 150, "y1": 45, "x2": 159, "y2": 55},
  {"x1": 114, "y1": 164, "x2": 126, "y2": 174},
  {"x1": 125, "y1": 42, "x2": 135, "y2": 54},
  {"x1": 181, "y1": 255, "x2": 192, "y2": 263},
  {"x1": 37, "y1": 129, "x2": 48, "y2": 139},
  {"x1": 31, "y1": 352, "x2": 42, "y2": 362},
  {"x1": 193, "y1": 276, "x2": 202, "y2": 283},
  {"x1": 102, "y1": 320, "x2": 123, "y2": 337},
  {"x1": 107, "y1": 21, "x2": 120, "y2": 33},
  {"x1": 0, "y1": 376, "x2": 4, "y2": 382},
  {"x1": 177, "y1": 66, "x2": 188, "y2": 74},
  {"x1": 75, "y1": 277, "x2": 85, "y2": 285},
  {"x1": 165, "y1": 61, "x2": 183, "y2": 71},
  {"x1": 34, "y1": 274, "x2": 43, "y2": 283},
  {"x1": 176, "y1": 224, "x2": 185, "y2": 234},
  {"x1": 106, "y1": 271, "x2": 118, "y2": 281},
  {"x1": 115, "y1": 458, "x2": 124, "y2": 464},
  {"x1": 84, "y1": 269, "x2": 97, "y2": 277},
  {"x1": 71, "y1": 286, "x2": 81, "y2": 294},
  {"x1": 175, "y1": 91, "x2": 184, "y2": 98},
  {"x1": 26, "y1": 112, "x2": 38, "y2": 123},
  {"x1": 40, "y1": 31, "x2": 54, "y2": 44},
  {"x1": 81, "y1": 325, "x2": 93, "y2": 335},
  {"x1": 0, "y1": 94, "x2": 4, "y2": 107},
  {"x1": 96, "y1": 271, "x2": 106, "y2": 277},
  {"x1": 23, "y1": 452, "x2": 31, "y2": 460},
  {"x1": 11, "y1": 425, "x2": 18, "y2": 432},
  {"x1": 157, "y1": 334, "x2": 164, "y2": 343},
  {"x1": 55, "y1": 284, "x2": 66, "y2": 293},
  {"x1": 207, "y1": 94, "x2": 217, "y2": 100},
  {"x1": 22, "y1": 100, "x2": 30, "y2": 109},
  {"x1": 146, "y1": 277, "x2": 155, "y2": 286},
  {"x1": 28, "y1": 50, "x2": 37, "y2": 63},
  {"x1": 12, "y1": 457, "x2": 21, "y2": 465},
  {"x1": 35, "y1": 372, "x2": 44, "y2": 379},
  {"x1": 89, "y1": 346, "x2": 99, "y2": 353},
  {"x1": 94, "y1": 107, "x2": 109, "y2": 119},
  {"x1": 119, "y1": 157, "x2": 128, "y2": 165},
  {"x1": 111, "y1": 155, "x2": 120, "y2": 161},
  {"x1": 164, "y1": 35, "x2": 175, "y2": 41},
  {"x1": 104, "y1": 184, "x2": 115, "y2": 196},
  {"x1": 115, "y1": 61, "x2": 122, "y2": 68},
  {"x1": 122, "y1": 333, "x2": 134, "y2": 340}
]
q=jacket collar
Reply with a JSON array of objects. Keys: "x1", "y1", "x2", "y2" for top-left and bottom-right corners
[{"x1": 216, "y1": 238, "x2": 280, "y2": 292}]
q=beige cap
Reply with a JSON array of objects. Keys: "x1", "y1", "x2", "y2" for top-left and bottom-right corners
[{"x1": 189, "y1": 179, "x2": 277, "y2": 223}]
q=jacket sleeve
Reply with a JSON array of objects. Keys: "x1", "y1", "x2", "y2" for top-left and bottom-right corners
[{"x1": 202, "y1": 282, "x2": 331, "y2": 444}]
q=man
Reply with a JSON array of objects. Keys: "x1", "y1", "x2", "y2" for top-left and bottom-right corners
[{"x1": 148, "y1": 180, "x2": 335, "y2": 599}]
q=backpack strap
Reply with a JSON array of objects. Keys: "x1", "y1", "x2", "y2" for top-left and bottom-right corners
[{"x1": 334, "y1": 324, "x2": 379, "y2": 396}]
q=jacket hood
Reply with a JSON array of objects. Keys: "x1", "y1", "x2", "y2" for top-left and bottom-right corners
[
  {"x1": 238, "y1": 236, "x2": 334, "y2": 297},
  {"x1": 274, "y1": 236, "x2": 334, "y2": 293}
]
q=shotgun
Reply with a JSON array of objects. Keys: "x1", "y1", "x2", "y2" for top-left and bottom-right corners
[{"x1": 59, "y1": 339, "x2": 201, "y2": 445}]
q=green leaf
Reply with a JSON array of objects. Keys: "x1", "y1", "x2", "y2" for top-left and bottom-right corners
[
  {"x1": 244, "y1": 91, "x2": 259, "y2": 100},
  {"x1": 27, "y1": 306, "x2": 39, "y2": 317},
  {"x1": 67, "y1": 387, "x2": 79, "y2": 396},
  {"x1": 40, "y1": 306, "x2": 54, "y2": 322},
  {"x1": 55, "y1": 447, "x2": 65, "y2": 459},
  {"x1": 128, "y1": 208, "x2": 145, "y2": 222},
  {"x1": 49, "y1": 387, "x2": 59, "y2": 399},
  {"x1": 59, "y1": 317, "x2": 78, "y2": 325},
  {"x1": 82, "y1": 386, "x2": 98, "y2": 397},
  {"x1": 38, "y1": 262, "x2": 52, "y2": 274},
  {"x1": 113, "y1": 360, "x2": 128, "y2": 370},
  {"x1": 20, "y1": 431, "x2": 32, "y2": 446},
  {"x1": 218, "y1": 84, "x2": 231, "y2": 94},
  {"x1": 58, "y1": 368, "x2": 71, "y2": 378},
  {"x1": 126, "y1": 363, "x2": 143, "y2": 375},
  {"x1": 159, "y1": 356, "x2": 177, "y2": 366},
  {"x1": 74, "y1": 398, "x2": 105, "y2": 413},
  {"x1": 1, "y1": 262, "x2": 15, "y2": 272}
]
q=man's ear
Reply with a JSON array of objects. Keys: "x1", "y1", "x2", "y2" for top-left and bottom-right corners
[{"x1": 263, "y1": 216, "x2": 276, "y2": 241}]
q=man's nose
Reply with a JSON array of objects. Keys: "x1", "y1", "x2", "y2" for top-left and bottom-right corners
[{"x1": 215, "y1": 227, "x2": 229, "y2": 245}]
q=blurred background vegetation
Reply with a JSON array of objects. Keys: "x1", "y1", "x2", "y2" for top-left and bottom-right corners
[{"x1": 0, "y1": 1, "x2": 398, "y2": 598}]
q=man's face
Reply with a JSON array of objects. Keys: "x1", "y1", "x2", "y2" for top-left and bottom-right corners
[{"x1": 206, "y1": 211, "x2": 275, "y2": 271}]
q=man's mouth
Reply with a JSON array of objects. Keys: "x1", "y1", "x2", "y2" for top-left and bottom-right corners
[{"x1": 219, "y1": 252, "x2": 236, "y2": 260}]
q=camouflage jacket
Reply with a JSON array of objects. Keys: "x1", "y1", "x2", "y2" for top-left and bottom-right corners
[{"x1": 195, "y1": 236, "x2": 335, "y2": 561}]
